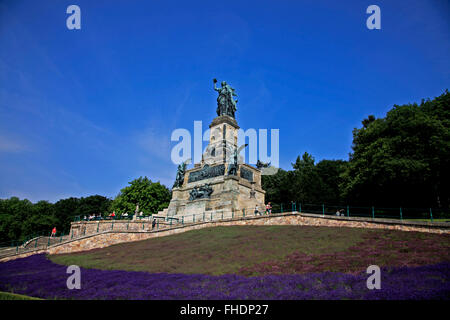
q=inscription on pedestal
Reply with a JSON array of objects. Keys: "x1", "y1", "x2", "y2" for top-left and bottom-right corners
[
  {"x1": 240, "y1": 167, "x2": 253, "y2": 182},
  {"x1": 188, "y1": 164, "x2": 225, "y2": 183}
]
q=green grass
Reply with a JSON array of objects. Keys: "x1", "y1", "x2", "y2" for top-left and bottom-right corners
[
  {"x1": 49, "y1": 225, "x2": 368, "y2": 275},
  {"x1": 49, "y1": 225, "x2": 450, "y2": 276},
  {"x1": 0, "y1": 291, "x2": 42, "y2": 300}
]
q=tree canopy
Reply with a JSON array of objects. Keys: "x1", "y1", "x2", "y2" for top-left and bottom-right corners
[
  {"x1": 263, "y1": 90, "x2": 449, "y2": 210},
  {"x1": 342, "y1": 90, "x2": 450, "y2": 207},
  {"x1": 0, "y1": 177, "x2": 171, "y2": 243},
  {"x1": 110, "y1": 177, "x2": 171, "y2": 216},
  {"x1": 0, "y1": 195, "x2": 111, "y2": 243},
  {"x1": 262, "y1": 153, "x2": 348, "y2": 206}
]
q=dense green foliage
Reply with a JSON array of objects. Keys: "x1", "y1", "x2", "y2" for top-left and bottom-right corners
[
  {"x1": 342, "y1": 90, "x2": 450, "y2": 207},
  {"x1": 0, "y1": 177, "x2": 171, "y2": 243},
  {"x1": 0, "y1": 195, "x2": 111, "y2": 244},
  {"x1": 262, "y1": 153, "x2": 348, "y2": 205},
  {"x1": 110, "y1": 177, "x2": 171, "y2": 216},
  {"x1": 263, "y1": 90, "x2": 450, "y2": 209}
]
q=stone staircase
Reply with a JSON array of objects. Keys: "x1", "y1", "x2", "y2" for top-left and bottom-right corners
[
  {"x1": 153, "y1": 208, "x2": 169, "y2": 219},
  {"x1": 0, "y1": 235, "x2": 70, "y2": 259}
]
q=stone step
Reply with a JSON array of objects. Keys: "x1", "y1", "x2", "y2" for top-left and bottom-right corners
[{"x1": 155, "y1": 208, "x2": 168, "y2": 216}]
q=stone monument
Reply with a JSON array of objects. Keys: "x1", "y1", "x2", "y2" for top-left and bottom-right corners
[{"x1": 157, "y1": 79, "x2": 265, "y2": 221}]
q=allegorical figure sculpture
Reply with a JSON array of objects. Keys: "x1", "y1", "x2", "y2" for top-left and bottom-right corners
[
  {"x1": 213, "y1": 78, "x2": 237, "y2": 118},
  {"x1": 227, "y1": 144, "x2": 248, "y2": 176},
  {"x1": 256, "y1": 160, "x2": 271, "y2": 169},
  {"x1": 173, "y1": 159, "x2": 190, "y2": 188},
  {"x1": 227, "y1": 147, "x2": 239, "y2": 176},
  {"x1": 189, "y1": 183, "x2": 213, "y2": 201}
]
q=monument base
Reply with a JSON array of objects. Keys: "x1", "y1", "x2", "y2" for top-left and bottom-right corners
[
  {"x1": 162, "y1": 164, "x2": 265, "y2": 221},
  {"x1": 158, "y1": 111, "x2": 266, "y2": 221}
]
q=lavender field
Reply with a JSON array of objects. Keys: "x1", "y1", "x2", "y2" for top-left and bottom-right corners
[
  {"x1": 2, "y1": 227, "x2": 450, "y2": 300},
  {"x1": 0, "y1": 254, "x2": 449, "y2": 300}
]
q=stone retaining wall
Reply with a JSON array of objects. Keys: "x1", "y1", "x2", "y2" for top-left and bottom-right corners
[
  {"x1": 49, "y1": 212, "x2": 449, "y2": 255},
  {"x1": 70, "y1": 219, "x2": 172, "y2": 237},
  {"x1": 2, "y1": 212, "x2": 449, "y2": 261}
]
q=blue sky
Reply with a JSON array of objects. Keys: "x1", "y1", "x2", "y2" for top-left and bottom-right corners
[{"x1": 0, "y1": 0, "x2": 449, "y2": 203}]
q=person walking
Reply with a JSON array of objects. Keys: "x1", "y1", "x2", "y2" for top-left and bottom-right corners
[
  {"x1": 152, "y1": 218, "x2": 156, "y2": 230},
  {"x1": 265, "y1": 202, "x2": 272, "y2": 215}
]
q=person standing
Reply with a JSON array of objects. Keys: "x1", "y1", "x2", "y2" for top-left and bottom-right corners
[
  {"x1": 51, "y1": 227, "x2": 56, "y2": 238},
  {"x1": 265, "y1": 202, "x2": 272, "y2": 215}
]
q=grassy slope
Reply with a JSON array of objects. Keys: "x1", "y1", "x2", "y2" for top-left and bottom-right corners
[
  {"x1": 0, "y1": 291, "x2": 42, "y2": 300},
  {"x1": 49, "y1": 225, "x2": 450, "y2": 276}
]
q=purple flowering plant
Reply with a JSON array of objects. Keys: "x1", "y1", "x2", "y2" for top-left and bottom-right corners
[{"x1": 0, "y1": 254, "x2": 448, "y2": 300}]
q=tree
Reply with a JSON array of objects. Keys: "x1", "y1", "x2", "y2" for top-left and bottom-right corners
[
  {"x1": 0, "y1": 195, "x2": 113, "y2": 243},
  {"x1": 53, "y1": 195, "x2": 111, "y2": 231},
  {"x1": 110, "y1": 177, "x2": 171, "y2": 215},
  {"x1": 0, "y1": 197, "x2": 33, "y2": 242},
  {"x1": 291, "y1": 152, "x2": 322, "y2": 204},
  {"x1": 23, "y1": 200, "x2": 57, "y2": 236},
  {"x1": 262, "y1": 168, "x2": 295, "y2": 205},
  {"x1": 316, "y1": 159, "x2": 348, "y2": 204},
  {"x1": 341, "y1": 90, "x2": 450, "y2": 208},
  {"x1": 53, "y1": 197, "x2": 81, "y2": 233},
  {"x1": 76, "y1": 195, "x2": 112, "y2": 217}
]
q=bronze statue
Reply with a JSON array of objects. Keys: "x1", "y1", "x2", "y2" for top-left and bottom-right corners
[
  {"x1": 256, "y1": 160, "x2": 271, "y2": 169},
  {"x1": 227, "y1": 144, "x2": 248, "y2": 176},
  {"x1": 189, "y1": 183, "x2": 213, "y2": 200},
  {"x1": 173, "y1": 159, "x2": 190, "y2": 188},
  {"x1": 213, "y1": 79, "x2": 237, "y2": 118}
]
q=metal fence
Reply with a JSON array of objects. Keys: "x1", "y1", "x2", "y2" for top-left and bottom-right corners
[
  {"x1": 0, "y1": 230, "x2": 71, "y2": 259},
  {"x1": 269, "y1": 202, "x2": 449, "y2": 221},
  {"x1": 2, "y1": 202, "x2": 448, "y2": 259},
  {"x1": 74, "y1": 214, "x2": 149, "y2": 222},
  {"x1": 73, "y1": 203, "x2": 449, "y2": 225}
]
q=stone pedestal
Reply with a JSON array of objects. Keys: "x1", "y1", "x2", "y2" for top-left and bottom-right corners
[{"x1": 163, "y1": 115, "x2": 265, "y2": 219}]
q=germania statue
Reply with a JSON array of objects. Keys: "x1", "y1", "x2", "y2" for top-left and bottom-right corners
[{"x1": 213, "y1": 79, "x2": 237, "y2": 118}]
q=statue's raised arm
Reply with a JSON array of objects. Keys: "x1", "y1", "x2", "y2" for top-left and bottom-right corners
[{"x1": 213, "y1": 79, "x2": 220, "y2": 92}]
